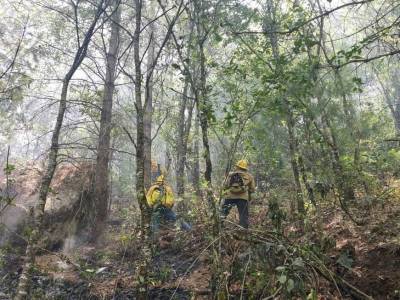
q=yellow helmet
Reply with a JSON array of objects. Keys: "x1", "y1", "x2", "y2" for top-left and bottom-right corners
[
  {"x1": 156, "y1": 175, "x2": 165, "y2": 183},
  {"x1": 236, "y1": 159, "x2": 248, "y2": 170}
]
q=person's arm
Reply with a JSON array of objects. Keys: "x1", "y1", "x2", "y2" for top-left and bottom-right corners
[
  {"x1": 146, "y1": 187, "x2": 159, "y2": 208},
  {"x1": 165, "y1": 186, "x2": 175, "y2": 208},
  {"x1": 248, "y1": 174, "x2": 256, "y2": 193}
]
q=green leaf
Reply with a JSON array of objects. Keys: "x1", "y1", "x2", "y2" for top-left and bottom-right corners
[
  {"x1": 85, "y1": 268, "x2": 95, "y2": 273},
  {"x1": 287, "y1": 279, "x2": 294, "y2": 292},
  {"x1": 278, "y1": 274, "x2": 287, "y2": 284},
  {"x1": 4, "y1": 164, "x2": 15, "y2": 175},
  {"x1": 307, "y1": 289, "x2": 317, "y2": 300},
  {"x1": 214, "y1": 33, "x2": 223, "y2": 43},
  {"x1": 275, "y1": 266, "x2": 285, "y2": 272},
  {"x1": 292, "y1": 257, "x2": 304, "y2": 268}
]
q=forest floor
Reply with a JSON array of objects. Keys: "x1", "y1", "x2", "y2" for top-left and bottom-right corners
[{"x1": 1, "y1": 192, "x2": 400, "y2": 299}]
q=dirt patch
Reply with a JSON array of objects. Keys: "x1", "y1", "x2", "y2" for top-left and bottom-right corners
[
  {"x1": 35, "y1": 254, "x2": 80, "y2": 284},
  {"x1": 348, "y1": 243, "x2": 400, "y2": 299}
]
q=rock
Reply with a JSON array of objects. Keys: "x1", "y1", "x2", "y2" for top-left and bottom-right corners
[{"x1": 0, "y1": 162, "x2": 94, "y2": 248}]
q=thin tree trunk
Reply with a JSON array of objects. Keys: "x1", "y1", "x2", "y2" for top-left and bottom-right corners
[
  {"x1": 393, "y1": 73, "x2": 400, "y2": 134},
  {"x1": 376, "y1": 69, "x2": 400, "y2": 135},
  {"x1": 304, "y1": 1, "x2": 357, "y2": 218},
  {"x1": 264, "y1": 0, "x2": 305, "y2": 217},
  {"x1": 285, "y1": 106, "x2": 306, "y2": 216},
  {"x1": 143, "y1": 0, "x2": 156, "y2": 189},
  {"x1": 133, "y1": 0, "x2": 152, "y2": 298},
  {"x1": 176, "y1": 82, "x2": 194, "y2": 198},
  {"x1": 192, "y1": 111, "x2": 201, "y2": 197},
  {"x1": 92, "y1": 0, "x2": 121, "y2": 239},
  {"x1": 324, "y1": 116, "x2": 355, "y2": 201},
  {"x1": 298, "y1": 153, "x2": 316, "y2": 207},
  {"x1": 176, "y1": 18, "x2": 195, "y2": 198},
  {"x1": 192, "y1": 4, "x2": 222, "y2": 296},
  {"x1": 176, "y1": 79, "x2": 189, "y2": 197},
  {"x1": 14, "y1": 1, "x2": 107, "y2": 298}
]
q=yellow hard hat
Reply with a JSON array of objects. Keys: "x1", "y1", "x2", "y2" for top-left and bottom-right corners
[
  {"x1": 156, "y1": 175, "x2": 164, "y2": 183},
  {"x1": 236, "y1": 159, "x2": 248, "y2": 170}
]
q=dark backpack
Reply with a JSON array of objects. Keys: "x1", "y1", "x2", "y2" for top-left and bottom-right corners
[{"x1": 229, "y1": 172, "x2": 246, "y2": 194}]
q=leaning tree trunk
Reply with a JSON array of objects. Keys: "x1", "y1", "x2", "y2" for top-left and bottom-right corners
[
  {"x1": 91, "y1": 1, "x2": 121, "y2": 240},
  {"x1": 14, "y1": 2, "x2": 107, "y2": 298}
]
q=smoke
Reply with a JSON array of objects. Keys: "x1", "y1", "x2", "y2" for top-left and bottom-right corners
[
  {"x1": 0, "y1": 204, "x2": 31, "y2": 246},
  {"x1": 62, "y1": 219, "x2": 93, "y2": 254}
]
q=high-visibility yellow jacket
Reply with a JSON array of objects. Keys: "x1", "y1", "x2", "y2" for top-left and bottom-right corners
[
  {"x1": 223, "y1": 169, "x2": 256, "y2": 201},
  {"x1": 146, "y1": 183, "x2": 175, "y2": 209}
]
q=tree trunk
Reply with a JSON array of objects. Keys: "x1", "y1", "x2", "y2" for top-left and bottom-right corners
[
  {"x1": 192, "y1": 4, "x2": 222, "y2": 295},
  {"x1": 264, "y1": 0, "x2": 305, "y2": 217},
  {"x1": 285, "y1": 106, "x2": 306, "y2": 216},
  {"x1": 324, "y1": 116, "x2": 355, "y2": 202},
  {"x1": 176, "y1": 80, "x2": 195, "y2": 198},
  {"x1": 14, "y1": 2, "x2": 106, "y2": 298},
  {"x1": 176, "y1": 80, "x2": 189, "y2": 197},
  {"x1": 143, "y1": 0, "x2": 156, "y2": 189},
  {"x1": 192, "y1": 110, "x2": 201, "y2": 197},
  {"x1": 92, "y1": 0, "x2": 121, "y2": 240},
  {"x1": 391, "y1": 70, "x2": 400, "y2": 134},
  {"x1": 133, "y1": 0, "x2": 152, "y2": 298},
  {"x1": 375, "y1": 70, "x2": 400, "y2": 135}
]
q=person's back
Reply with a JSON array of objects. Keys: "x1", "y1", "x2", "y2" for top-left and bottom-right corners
[
  {"x1": 146, "y1": 175, "x2": 191, "y2": 232},
  {"x1": 221, "y1": 160, "x2": 256, "y2": 228},
  {"x1": 224, "y1": 169, "x2": 255, "y2": 201}
]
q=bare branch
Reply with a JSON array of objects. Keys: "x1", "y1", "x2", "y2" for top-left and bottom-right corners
[{"x1": 122, "y1": 126, "x2": 137, "y2": 149}]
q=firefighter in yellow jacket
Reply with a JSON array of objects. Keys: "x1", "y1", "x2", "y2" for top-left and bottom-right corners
[
  {"x1": 147, "y1": 175, "x2": 191, "y2": 231},
  {"x1": 221, "y1": 159, "x2": 256, "y2": 228}
]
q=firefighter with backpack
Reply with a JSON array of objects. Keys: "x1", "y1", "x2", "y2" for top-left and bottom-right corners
[
  {"x1": 221, "y1": 159, "x2": 256, "y2": 229},
  {"x1": 146, "y1": 175, "x2": 191, "y2": 232}
]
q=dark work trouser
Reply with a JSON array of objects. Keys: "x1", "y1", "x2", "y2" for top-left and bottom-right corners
[
  {"x1": 221, "y1": 199, "x2": 249, "y2": 229},
  {"x1": 150, "y1": 206, "x2": 192, "y2": 232}
]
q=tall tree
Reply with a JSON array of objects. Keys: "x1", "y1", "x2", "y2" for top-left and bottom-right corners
[
  {"x1": 132, "y1": 0, "x2": 185, "y2": 297},
  {"x1": 15, "y1": 1, "x2": 108, "y2": 298},
  {"x1": 175, "y1": 20, "x2": 195, "y2": 198},
  {"x1": 263, "y1": 0, "x2": 305, "y2": 218},
  {"x1": 143, "y1": 0, "x2": 156, "y2": 189},
  {"x1": 91, "y1": 0, "x2": 121, "y2": 239}
]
